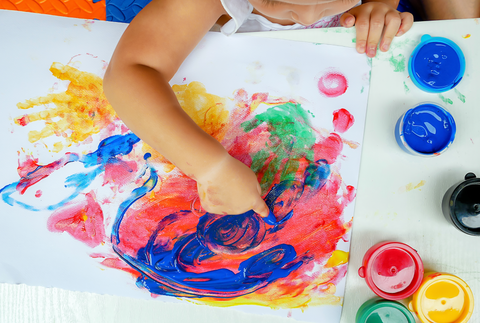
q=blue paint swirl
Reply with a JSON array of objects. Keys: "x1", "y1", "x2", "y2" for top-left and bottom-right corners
[
  {"x1": 0, "y1": 133, "x2": 140, "y2": 211},
  {"x1": 0, "y1": 131, "x2": 332, "y2": 298},
  {"x1": 111, "y1": 157, "x2": 331, "y2": 297}
]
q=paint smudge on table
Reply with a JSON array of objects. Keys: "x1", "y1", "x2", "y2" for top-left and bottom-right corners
[
  {"x1": 462, "y1": 34, "x2": 471, "y2": 39},
  {"x1": 397, "y1": 180, "x2": 426, "y2": 194},
  {"x1": 439, "y1": 94, "x2": 453, "y2": 105},
  {"x1": 403, "y1": 81, "x2": 410, "y2": 94},
  {"x1": 1, "y1": 63, "x2": 358, "y2": 310},
  {"x1": 454, "y1": 88, "x2": 466, "y2": 103},
  {"x1": 389, "y1": 54, "x2": 406, "y2": 72}
]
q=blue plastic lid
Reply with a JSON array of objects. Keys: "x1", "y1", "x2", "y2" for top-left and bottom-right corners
[{"x1": 408, "y1": 34, "x2": 465, "y2": 93}]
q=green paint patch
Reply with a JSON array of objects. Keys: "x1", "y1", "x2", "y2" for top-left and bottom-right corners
[
  {"x1": 241, "y1": 102, "x2": 316, "y2": 191},
  {"x1": 403, "y1": 82, "x2": 410, "y2": 94},
  {"x1": 389, "y1": 54, "x2": 406, "y2": 72},
  {"x1": 352, "y1": 38, "x2": 356, "y2": 43},
  {"x1": 454, "y1": 88, "x2": 466, "y2": 103},
  {"x1": 307, "y1": 110, "x2": 315, "y2": 118},
  {"x1": 439, "y1": 94, "x2": 453, "y2": 105},
  {"x1": 360, "y1": 86, "x2": 364, "y2": 94},
  {"x1": 389, "y1": 38, "x2": 420, "y2": 51}
]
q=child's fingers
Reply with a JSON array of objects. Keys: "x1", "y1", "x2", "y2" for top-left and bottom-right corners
[
  {"x1": 253, "y1": 198, "x2": 270, "y2": 218},
  {"x1": 364, "y1": 11, "x2": 388, "y2": 57},
  {"x1": 339, "y1": 12, "x2": 356, "y2": 28},
  {"x1": 396, "y1": 12, "x2": 414, "y2": 36},
  {"x1": 380, "y1": 12, "x2": 402, "y2": 52},
  {"x1": 353, "y1": 11, "x2": 372, "y2": 54}
]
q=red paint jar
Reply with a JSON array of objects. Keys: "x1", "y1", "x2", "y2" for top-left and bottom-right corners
[{"x1": 358, "y1": 241, "x2": 424, "y2": 300}]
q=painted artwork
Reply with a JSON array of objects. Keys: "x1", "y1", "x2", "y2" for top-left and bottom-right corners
[{"x1": 0, "y1": 11, "x2": 370, "y2": 322}]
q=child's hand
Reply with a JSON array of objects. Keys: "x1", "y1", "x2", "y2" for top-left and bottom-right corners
[
  {"x1": 340, "y1": 1, "x2": 414, "y2": 58},
  {"x1": 196, "y1": 155, "x2": 270, "y2": 218}
]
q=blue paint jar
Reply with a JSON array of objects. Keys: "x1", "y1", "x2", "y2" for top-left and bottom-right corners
[
  {"x1": 408, "y1": 34, "x2": 465, "y2": 93},
  {"x1": 395, "y1": 103, "x2": 456, "y2": 157}
]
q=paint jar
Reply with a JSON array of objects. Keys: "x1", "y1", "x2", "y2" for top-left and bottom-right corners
[
  {"x1": 442, "y1": 172, "x2": 480, "y2": 236},
  {"x1": 395, "y1": 103, "x2": 456, "y2": 157},
  {"x1": 356, "y1": 298, "x2": 416, "y2": 323},
  {"x1": 408, "y1": 34, "x2": 465, "y2": 93},
  {"x1": 408, "y1": 272, "x2": 474, "y2": 323},
  {"x1": 358, "y1": 241, "x2": 424, "y2": 300}
]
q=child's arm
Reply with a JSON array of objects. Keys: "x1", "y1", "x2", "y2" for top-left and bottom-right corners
[
  {"x1": 340, "y1": 0, "x2": 414, "y2": 57},
  {"x1": 103, "y1": 0, "x2": 270, "y2": 217}
]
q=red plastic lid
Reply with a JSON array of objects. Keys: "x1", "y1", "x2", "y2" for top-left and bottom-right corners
[{"x1": 358, "y1": 242, "x2": 424, "y2": 300}]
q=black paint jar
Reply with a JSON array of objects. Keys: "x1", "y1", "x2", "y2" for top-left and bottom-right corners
[{"x1": 442, "y1": 172, "x2": 480, "y2": 236}]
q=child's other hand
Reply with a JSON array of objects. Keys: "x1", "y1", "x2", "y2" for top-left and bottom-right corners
[
  {"x1": 340, "y1": 2, "x2": 414, "y2": 58},
  {"x1": 196, "y1": 155, "x2": 270, "y2": 218}
]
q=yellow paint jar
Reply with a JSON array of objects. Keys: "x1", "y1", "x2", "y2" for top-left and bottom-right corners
[{"x1": 408, "y1": 272, "x2": 474, "y2": 323}]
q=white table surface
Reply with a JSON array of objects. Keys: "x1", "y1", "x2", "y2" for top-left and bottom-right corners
[{"x1": 1, "y1": 17, "x2": 480, "y2": 323}]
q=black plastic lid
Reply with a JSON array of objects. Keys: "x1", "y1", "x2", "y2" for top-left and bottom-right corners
[{"x1": 449, "y1": 173, "x2": 480, "y2": 235}]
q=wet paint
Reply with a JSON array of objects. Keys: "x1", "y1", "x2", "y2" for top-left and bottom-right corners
[
  {"x1": 1, "y1": 63, "x2": 360, "y2": 309},
  {"x1": 395, "y1": 103, "x2": 456, "y2": 156},
  {"x1": 409, "y1": 273, "x2": 474, "y2": 323},
  {"x1": 317, "y1": 71, "x2": 348, "y2": 97},
  {"x1": 358, "y1": 242, "x2": 423, "y2": 300},
  {"x1": 356, "y1": 298, "x2": 416, "y2": 323},
  {"x1": 408, "y1": 35, "x2": 465, "y2": 93}
]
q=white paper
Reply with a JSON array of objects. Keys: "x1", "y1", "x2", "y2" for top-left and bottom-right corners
[{"x1": 0, "y1": 10, "x2": 370, "y2": 323}]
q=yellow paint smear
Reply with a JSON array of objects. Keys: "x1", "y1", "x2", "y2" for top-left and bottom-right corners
[
  {"x1": 190, "y1": 263, "x2": 344, "y2": 309},
  {"x1": 53, "y1": 142, "x2": 64, "y2": 153},
  {"x1": 414, "y1": 180, "x2": 426, "y2": 189},
  {"x1": 143, "y1": 82, "x2": 230, "y2": 163},
  {"x1": 401, "y1": 180, "x2": 425, "y2": 193},
  {"x1": 15, "y1": 62, "x2": 118, "y2": 147},
  {"x1": 462, "y1": 34, "x2": 471, "y2": 39},
  {"x1": 325, "y1": 250, "x2": 349, "y2": 268}
]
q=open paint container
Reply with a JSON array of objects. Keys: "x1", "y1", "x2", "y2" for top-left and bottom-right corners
[
  {"x1": 409, "y1": 272, "x2": 474, "y2": 323},
  {"x1": 395, "y1": 103, "x2": 456, "y2": 157},
  {"x1": 408, "y1": 34, "x2": 465, "y2": 93},
  {"x1": 356, "y1": 298, "x2": 416, "y2": 323},
  {"x1": 442, "y1": 172, "x2": 480, "y2": 236},
  {"x1": 358, "y1": 242, "x2": 424, "y2": 300}
]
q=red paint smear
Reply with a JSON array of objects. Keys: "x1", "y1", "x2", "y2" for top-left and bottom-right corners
[
  {"x1": 111, "y1": 91, "x2": 356, "y2": 300},
  {"x1": 333, "y1": 108, "x2": 355, "y2": 133},
  {"x1": 318, "y1": 72, "x2": 348, "y2": 98},
  {"x1": 100, "y1": 257, "x2": 142, "y2": 278},
  {"x1": 16, "y1": 115, "x2": 30, "y2": 126},
  {"x1": 35, "y1": 190, "x2": 42, "y2": 198},
  {"x1": 103, "y1": 160, "x2": 138, "y2": 189},
  {"x1": 16, "y1": 153, "x2": 76, "y2": 195},
  {"x1": 314, "y1": 133, "x2": 344, "y2": 164},
  {"x1": 47, "y1": 192, "x2": 106, "y2": 248},
  {"x1": 90, "y1": 253, "x2": 107, "y2": 258}
]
